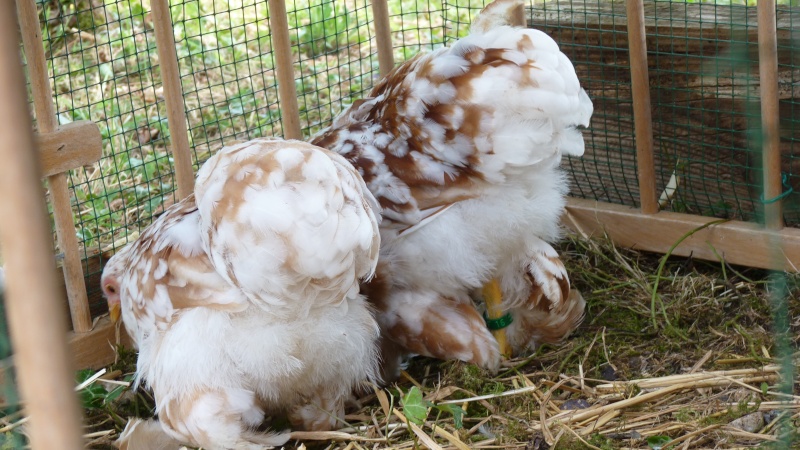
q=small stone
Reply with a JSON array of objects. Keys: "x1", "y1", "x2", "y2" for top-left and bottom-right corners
[
  {"x1": 729, "y1": 412, "x2": 765, "y2": 433},
  {"x1": 526, "y1": 433, "x2": 550, "y2": 450},
  {"x1": 601, "y1": 365, "x2": 618, "y2": 381},
  {"x1": 561, "y1": 398, "x2": 591, "y2": 410},
  {"x1": 763, "y1": 410, "x2": 781, "y2": 424}
]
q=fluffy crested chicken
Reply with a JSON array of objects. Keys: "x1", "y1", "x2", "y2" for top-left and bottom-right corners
[
  {"x1": 311, "y1": 0, "x2": 592, "y2": 378},
  {"x1": 101, "y1": 139, "x2": 382, "y2": 449}
]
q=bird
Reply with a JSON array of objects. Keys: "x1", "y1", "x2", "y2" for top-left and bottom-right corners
[
  {"x1": 310, "y1": 0, "x2": 592, "y2": 380},
  {"x1": 101, "y1": 138, "x2": 382, "y2": 449}
]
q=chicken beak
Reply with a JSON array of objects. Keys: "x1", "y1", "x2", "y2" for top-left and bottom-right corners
[{"x1": 109, "y1": 303, "x2": 121, "y2": 323}]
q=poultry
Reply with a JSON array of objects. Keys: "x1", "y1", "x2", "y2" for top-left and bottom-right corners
[
  {"x1": 310, "y1": 0, "x2": 592, "y2": 379},
  {"x1": 101, "y1": 138, "x2": 382, "y2": 449}
]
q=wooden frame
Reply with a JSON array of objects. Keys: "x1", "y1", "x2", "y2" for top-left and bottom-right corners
[
  {"x1": 1, "y1": 2, "x2": 85, "y2": 448},
  {"x1": 12, "y1": 0, "x2": 797, "y2": 374}
]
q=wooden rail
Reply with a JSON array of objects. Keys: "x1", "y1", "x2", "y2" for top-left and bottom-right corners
[
  {"x1": 372, "y1": 0, "x2": 395, "y2": 77},
  {"x1": 17, "y1": 0, "x2": 94, "y2": 333},
  {"x1": 564, "y1": 198, "x2": 800, "y2": 271},
  {"x1": 0, "y1": 2, "x2": 85, "y2": 448},
  {"x1": 757, "y1": 0, "x2": 784, "y2": 230},
  {"x1": 151, "y1": 0, "x2": 194, "y2": 200},
  {"x1": 268, "y1": 0, "x2": 303, "y2": 139},
  {"x1": 625, "y1": 0, "x2": 658, "y2": 214}
]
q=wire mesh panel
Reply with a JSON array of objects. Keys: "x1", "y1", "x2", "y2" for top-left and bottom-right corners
[
  {"x1": 388, "y1": 0, "x2": 447, "y2": 61},
  {"x1": 648, "y1": 3, "x2": 760, "y2": 221},
  {"x1": 36, "y1": 0, "x2": 174, "y2": 318},
  {"x1": 173, "y1": 0, "x2": 281, "y2": 168},
  {"x1": 287, "y1": 0, "x2": 379, "y2": 136},
  {"x1": 776, "y1": 3, "x2": 800, "y2": 224}
]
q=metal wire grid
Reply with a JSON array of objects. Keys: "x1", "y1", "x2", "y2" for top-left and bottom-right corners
[
  {"x1": 173, "y1": 0, "x2": 282, "y2": 170},
  {"x1": 776, "y1": 5, "x2": 799, "y2": 225},
  {"x1": 648, "y1": 3, "x2": 760, "y2": 221},
  {"x1": 288, "y1": 0, "x2": 379, "y2": 137},
  {"x1": 388, "y1": 0, "x2": 447, "y2": 61},
  {"x1": 37, "y1": 0, "x2": 174, "y2": 316}
]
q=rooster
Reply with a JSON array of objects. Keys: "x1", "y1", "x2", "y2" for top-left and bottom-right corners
[
  {"x1": 311, "y1": 0, "x2": 592, "y2": 378},
  {"x1": 101, "y1": 139, "x2": 381, "y2": 449}
]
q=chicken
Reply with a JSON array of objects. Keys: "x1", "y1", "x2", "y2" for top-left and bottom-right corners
[
  {"x1": 101, "y1": 138, "x2": 382, "y2": 449},
  {"x1": 310, "y1": 0, "x2": 591, "y2": 378}
]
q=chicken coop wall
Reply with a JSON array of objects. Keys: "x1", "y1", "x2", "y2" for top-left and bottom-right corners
[{"x1": 15, "y1": 0, "x2": 800, "y2": 370}]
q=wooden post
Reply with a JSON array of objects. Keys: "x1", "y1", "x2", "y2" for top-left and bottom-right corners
[
  {"x1": 757, "y1": 0, "x2": 783, "y2": 230},
  {"x1": 17, "y1": 0, "x2": 92, "y2": 333},
  {"x1": 151, "y1": 0, "x2": 195, "y2": 200},
  {"x1": 0, "y1": 2, "x2": 85, "y2": 449},
  {"x1": 267, "y1": 0, "x2": 303, "y2": 139},
  {"x1": 625, "y1": 0, "x2": 658, "y2": 214},
  {"x1": 371, "y1": 0, "x2": 395, "y2": 77}
]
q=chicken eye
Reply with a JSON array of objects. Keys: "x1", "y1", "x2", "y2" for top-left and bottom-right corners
[{"x1": 105, "y1": 284, "x2": 117, "y2": 294}]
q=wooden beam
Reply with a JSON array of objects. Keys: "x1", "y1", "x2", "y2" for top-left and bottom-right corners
[
  {"x1": 757, "y1": 0, "x2": 783, "y2": 230},
  {"x1": 268, "y1": 0, "x2": 303, "y2": 140},
  {"x1": 625, "y1": 0, "x2": 658, "y2": 214},
  {"x1": 68, "y1": 317, "x2": 131, "y2": 370},
  {"x1": 151, "y1": 0, "x2": 194, "y2": 200},
  {"x1": 17, "y1": 0, "x2": 92, "y2": 334},
  {"x1": 563, "y1": 198, "x2": 800, "y2": 271},
  {"x1": 371, "y1": 0, "x2": 395, "y2": 77},
  {"x1": 37, "y1": 121, "x2": 103, "y2": 178},
  {"x1": 0, "y1": 2, "x2": 85, "y2": 448}
]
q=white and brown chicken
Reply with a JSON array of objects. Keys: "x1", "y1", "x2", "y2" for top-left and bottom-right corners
[
  {"x1": 101, "y1": 139, "x2": 382, "y2": 449},
  {"x1": 311, "y1": 0, "x2": 593, "y2": 378}
]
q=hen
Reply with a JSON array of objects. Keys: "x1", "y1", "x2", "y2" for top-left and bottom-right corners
[
  {"x1": 101, "y1": 139, "x2": 381, "y2": 449},
  {"x1": 311, "y1": 0, "x2": 592, "y2": 378}
]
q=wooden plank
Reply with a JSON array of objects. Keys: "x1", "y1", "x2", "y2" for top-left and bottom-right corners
[
  {"x1": 757, "y1": 0, "x2": 783, "y2": 230},
  {"x1": 37, "y1": 121, "x2": 102, "y2": 178},
  {"x1": 151, "y1": 0, "x2": 194, "y2": 200},
  {"x1": 268, "y1": 0, "x2": 303, "y2": 140},
  {"x1": 563, "y1": 197, "x2": 800, "y2": 271},
  {"x1": 625, "y1": 0, "x2": 658, "y2": 214},
  {"x1": 68, "y1": 317, "x2": 131, "y2": 370},
  {"x1": 371, "y1": 0, "x2": 395, "y2": 77},
  {"x1": 0, "y1": 2, "x2": 85, "y2": 447},
  {"x1": 17, "y1": 0, "x2": 92, "y2": 334}
]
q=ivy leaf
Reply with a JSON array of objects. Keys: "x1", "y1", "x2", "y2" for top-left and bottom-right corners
[
  {"x1": 647, "y1": 435, "x2": 672, "y2": 449},
  {"x1": 401, "y1": 387, "x2": 430, "y2": 426},
  {"x1": 433, "y1": 404, "x2": 465, "y2": 429}
]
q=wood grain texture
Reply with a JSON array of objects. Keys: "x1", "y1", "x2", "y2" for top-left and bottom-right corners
[
  {"x1": 37, "y1": 121, "x2": 102, "y2": 178},
  {"x1": 563, "y1": 197, "x2": 800, "y2": 271},
  {"x1": 625, "y1": 0, "x2": 658, "y2": 214},
  {"x1": 151, "y1": 0, "x2": 194, "y2": 200},
  {"x1": 1, "y1": 2, "x2": 85, "y2": 448},
  {"x1": 68, "y1": 316, "x2": 132, "y2": 370},
  {"x1": 371, "y1": 0, "x2": 395, "y2": 77},
  {"x1": 268, "y1": 0, "x2": 303, "y2": 140},
  {"x1": 757, "y1": 0, "x2": 783, "y2": 230},
  {"x1": 17, "y1": 0, "x2": 92, "y2": 333}
]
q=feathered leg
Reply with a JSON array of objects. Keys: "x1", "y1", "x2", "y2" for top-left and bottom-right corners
[
  {"x1": 156, "y1": 387, "x2": 289, "y2": 450},
  {"x1": 374, "y1": 289, "x2": 501, "y2": 378},
  {"x1": 496, "y1": 239, "x2": 585, "y2": 355},
  {"x1": 287, "y1": 389, "x2": 347, "y2": 431}
]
